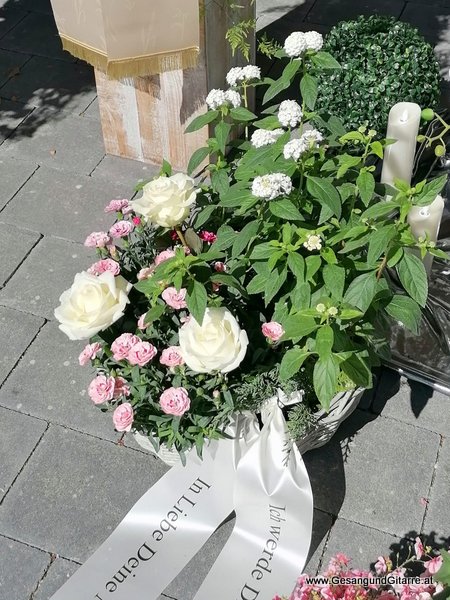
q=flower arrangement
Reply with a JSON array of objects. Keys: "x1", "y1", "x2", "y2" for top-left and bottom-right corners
[
  {"x1": 55, "y1": 29, "x2": 447, "y2": 458},
  {"x1": 274, "y1": 538, "x2": 450, "y2": 600}
]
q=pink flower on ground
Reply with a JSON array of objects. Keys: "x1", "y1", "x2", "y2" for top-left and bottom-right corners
[
  {"x1": 262, "y1": 321, "x2": 284, "y2": 342},
  {"x1": 424, "y1": 556, "x2": 443, "y2": 575},
  {"x1": 113, "y1": 377, "x2": 130, "y2": 398},
  {"x1": 84, "y1": 231, "x2": 110, "y2": 248},
  {"x1": 375, "y1": 556, "x2": 388, "y2": 575},
  {"x1": 127, "y1": 341, "x2": 157, "y2": 366},
  {"x1": 160, "y1": 346, "x2": 184, "y2": 367},
  {"x1": 160, "y1": 387, "x2": 190, "y2": 416},
  {"x1": 88, "y1": 375, "x2": 115, "y2": 404},
  {"x1": 87, "y1": 258, "x2": 120, "y2": 276},
  {"x1": 154, "y1": 249, "x2": 176, "y2": 266},
  {"x1": 377, "y1": 594, "x2": 398, "y2": 600},
  {"x1": 104, "y1": 199, "x2": 129, "y2": 213},
  {"x1": 415, "y1": 537, "x2": 425, "y2": 560},
  {"x1": 78, "y1": 342, "x2": 102, "y2": 366},
  {"x1": 113, "y1": 402, "x2": 134, "y2": 432},
  {"x1": 162, "y1": 287, "x2": 187, "y2": 309},
  {"x1": 137, "y1": 313, "x2": 148, "y2": 330},
  {"x1": 111, "y1": 333, "x2": 140, "y2": 361},
  {"x1": 132, "y1": 216, "x2": 141, "y2": 226},
  {"x1": 214, "y1": 261, "x2": 226, "y2": 272},
  {"x1": 137, "y1": 267, "x2": 154, "y2": 280},
  {"x1": 109, "y1": 220, "x2": 134, "y2": 238},
  {"x1": 199, "y1": 230, "x2": 217, "y2": 243}
]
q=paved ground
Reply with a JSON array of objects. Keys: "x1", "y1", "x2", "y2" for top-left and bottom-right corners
[{"x1": 0, "y1": 0, "x2": 449, "y2": 598}]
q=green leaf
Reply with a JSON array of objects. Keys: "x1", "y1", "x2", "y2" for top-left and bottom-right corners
[
  {"x1": 247, "y1": 273, "x2": 266, "y2": 294},
  {"x1": 229, "y1": 107, "x2": 257, "y2": 121},
  {"x1": 184, "y1": 228, "x2": 203, "y2": 254},
  {"x1": 211, "y1": 169, "x2": 230, "y2": 196},
  {"x1": 159, "y1": 159, "x2": 172, "y2": 176},
  {"x1": 313, "y1": 356, "x2": 339, "y2": 411},
  {"x1": 220, "y1": 185, "x2": 252, "y2": 208},
  {"x1": 370, "y1": 141, "x2": 384, "y2": 159},
  {"x1": 336, "y1": 154, "x2": 361, "y2": 178},
  {"x1": 210, "y1": 273, "x2": 247, "y2": 296},
  {"x1": 435, "y1": 550, "x2": 450, "y2": 585},
  {"x1": 265, "y1": 266, "x2": 287, "y2": 304},
  {"x1": 341, "y1": 354, "x2": 372, "y2": 388},
  {"x1": 356, "y1": 170, "x2": 375, "y2": 206},
  {"x1": 193, "y1": 204, "x2": 216, "y2": 228},
  {"x1": 250, "y1": 242, "x2": 277, "y2": 260},
  {"x1": 396, "y1": 251, "x2": 428, "y2": 307},
  {"x1": 323, "y1": 264, "x2": 345, "y2": 299},
  {"x1": 300, "y1": 72, "x2": 318, "y2": 110},
  {"x1": 263, "y1": 60, "x2": 301, "y2": 104},
  {"x1": 306, "y1": 176, "x2": 341, "y2": 219},
  {"x1": 385, "y1": 294, "x2": 422, "y2": 334},
  {"x1": 287, "y1": 252, "x2": 305, "y2": 281},
  {"x1": 344, "y1": 272, "x2": 378, "y2": 312},
  {"x1": 387, "y1": 246, "x2": 404, "y2": 267},
  {"x1": 253, "y1": 115, "x2": 281, "y2": 130},
  {"x1": 215, "y1": 121, "x2": 232, "y2": 154},
  {"x1": 185, "y1": 110, "x2": 219, "y2": 133},
  {"x1": 305, "y1": 255, "x2": 322, "y2": 281},
  {"x1": 282, "y1": 315, "x2": 318, "y2": 341},
  {"x1": 339, "y1": 308, "x2": 364, "y2": 320},
  {"x1": 187, "y1": 146, "x2": 209, "y2": 175},
  {"x1": 414, "y1": 175, "x2": 446, "y2": 206},
  {"x1": 269, "y1": 199, "x2": 302, "y2": 221},
  {"x1": 291, "y1": 282, "x2": 311, "y2": 310},
  {"x1": 315, "y1": 325, "x2": 334, "y2": 358},
  {"x1": 362, "y1": 201, "x2": 398, "y2": 220},
  {"x1": 186, "y1": 279, "x2": 207, "y2": 325},
  {"x1": 311, "y1": 51, "x2": 341, "y2": 70},
  {"x1": 367, "y1": 224, "x2": 397, "y2": 265},
  {"x1": 212, "y1": 225, "x2": 236, "y2": 250},
  {"x1": 279, "y1": 349, "x2": 309, "y2": 380},
  {"x1": 232, "y1": 220, "x2": 260, "y2": 258},
  {"x1": 144, "y1": 303, "x2": 165, "y2": 324},
  {"x1": 321, "y1": 246, "x2": 337, "y2": 264}
]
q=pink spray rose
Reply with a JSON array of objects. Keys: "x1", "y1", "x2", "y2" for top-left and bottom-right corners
[
  {"x1": 415, "y1": 537, "x2": 425, "y2": 560},
  {"x1": 78, "y1": 342, "x2": 102, "y2": 366},
  {"x1": 199, "y1": 230, "x2": 217, "y2": 243},
  {"x1": 137, "y1": 313, "x2": 148, "y2": 330},
  {"x1": 87, "y1": 258, "x2": 120, "y2": 276},
  {"x1": 160, "y1": 387, "x2": 191, "y2": 416},
  {"x1": 162, "y1": 287, "x2": 187, "y2": 309},
  {"x1": 424, "y1": 556, "x2": 443, "y2": 575},
  {"x1": 214, "y1": 261, "x2": 226, "y2": 272},
  {"x1": 113, "y1": 377, "x2": 130, "y2": 398},
  {"x1": 127, "y1": 341, "x2": 157, "y2": 366},
  {"x1": 113, "y1": 402, "x2": 134, "y2": 432},
  {"x1": 262, "y1": 321, "x2": 284, "y2": 342},
  {"x1": 88, "y1": 375, "x2": 115, "y2": 404},
  {"x1": 154, "y1": 249, "x2": 176, "y2": 266},
  {"x1": 160, "y1": 346, "x2": 185, "y2": 367},
  {"x1": 132, "y1": 216, "x2": 141, "y2": 226},
  {"x1": 137, "y1": 267, "x2": 154, "y2": 281},
  {"x1": 104, "y1": 199, "x2": 130, "y2": 213},
  {"x1": 111, "y1": 333, "x2": 140, "y2": 361},
  {"x1": 375, "y1": 556, "x2": 388, "y2": 575},
  {"x1": 84, "y1": 231, "x2": 110, "y2": 248},
  {"x1": 109, "y1": 220, "x2": 134, "y2": 238}
]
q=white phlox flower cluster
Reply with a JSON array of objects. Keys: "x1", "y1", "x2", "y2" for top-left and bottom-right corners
[
  {"x1": 284, "y1": 31, "x2": 324, "y2": 57},
  {"x1": 283, "y1": 127, "x2": 324, "y2": 160},
  {"x1": 252, "y1": 173, "x2": 293, "y2": 200},
  {"x1": 278, "y1": 100, "x2": 303, "y2": 128},
  {"x1": 305, "y1": 31, "x2": 324, "y2": 52},
  {"x1": 206, "y1": 88, "x2": 241, "y2": 110},
  {"x1": 303, "y1": 234, "x2": 322, "y2": 251},
  {"x1": 251, "y1": 128, "x2": 284, "y2": 148},
  {"x1": 226, "y1": 65, "x2": 261, "y2": 87},
  {"x1": 301, "y1": 128, "x2": 323, "y2": 147}
]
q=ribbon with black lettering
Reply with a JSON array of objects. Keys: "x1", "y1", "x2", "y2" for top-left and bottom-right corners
[{"x1": 50, "y1": 396, "x2": 313, "y2": 600}]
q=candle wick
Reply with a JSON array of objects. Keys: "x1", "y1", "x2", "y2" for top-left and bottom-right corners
[{"x1": 399, "y1": 109, "x2": 409, "y2": 123}]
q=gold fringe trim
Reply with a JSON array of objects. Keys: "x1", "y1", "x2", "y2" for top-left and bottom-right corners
[{"x1": 60, "y1": 35, "x2": 199, "y2": 79}]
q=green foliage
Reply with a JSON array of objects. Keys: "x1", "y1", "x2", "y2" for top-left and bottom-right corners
[
  {"x1": 316, "y1": 15, "x2": 441, "y2": 131},
  {"x1": 225, "y1": 18, "x2": 256, "y2": 60}
]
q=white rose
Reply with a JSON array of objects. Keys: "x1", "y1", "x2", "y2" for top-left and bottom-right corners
[
  {"x1": 131, "y1": 173, "x2": 199, "y2": 228},
  {"x1": 54, "y1": 271, "x2": 131, "y2": 340},
  {"x1": 178, "y1": 307, "x2": 248, "y2": 373}
]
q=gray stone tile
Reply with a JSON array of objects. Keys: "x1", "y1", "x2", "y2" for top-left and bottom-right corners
[
  {"x1": 0, "y1": 305, "x2": 44, "y2": 382},
  {"x1": 0, "y1": 7, "x2": 28, "y2": 40},
  {"x1": 321, "y1": 518, "x2": 400, "y2": 571},
  {"x1": 0, "y1": 47, "x2": 30, "y2": 88},
  {"x1": 0, "y1": 535, "x2": 50, "y2": 600},
  {"x1": 81, "y1": 97, "x2": 100, "y2": 120},
  {"x1": 0, "y1": 166, "x2": 129, "y2": 243},
  {"x1": 0, "y1": 406, "x2": 47, "y2": 501},
  {"x1": 401, "y1": 3, "x2": 450, "y2": 46},
  {"x1": 0, "y1": 221, "x2": 40, "y2": 286},
  {"x1": 19, "y1": 0, "x2": 53, "y2": 14},
  {"x1": 91, "y1": 154, "x2": 159, "y2": 190},
  {"x1": 306, "y1": 0, "x2": 405, "y2": 25},
  {"x1": 0, "y1": 97, "x2": 32, "y2": 142},
  {"x1": 0, "y1": 236, "x2": 92, "y2": 319},
  {"x1": 256, "y1": 0, "x2": 314, "y2": 31},
  {"x1": 0, "y1": 425, "x2": 167, "y2": 561},
  {"x1": 423, "y1": 437, "x2": 450, "y2": 540},
  {"x1": 0, "y1": 322, "x2": 122, "y2": 441},
  {"x1": 304, "y1": 509, "x2": 333, "y2": 575},
  {"x1": 1, "y1": 107, "x2": 106, "y2": 175},
  {"x1": 0, "y1": 156, "x2": 38, "y2": 210},
  {"x1": 33, "y1": 558, "x2": 80, "y2": 600},
  {"x1": 0, "y1": 55, "x2": 96, "y2": 113}
]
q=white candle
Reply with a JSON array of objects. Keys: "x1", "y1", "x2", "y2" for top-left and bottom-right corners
[
  {"x1": 407, "y1": 194, "x2": 444, "y2": 273},
  {"x1": 381, "y1": 102, "x2": 421, "y2": 189}
]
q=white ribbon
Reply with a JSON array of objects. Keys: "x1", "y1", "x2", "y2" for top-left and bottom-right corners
[{"x1": 50, "y1": 397, "x2": 313, "y2": 600}]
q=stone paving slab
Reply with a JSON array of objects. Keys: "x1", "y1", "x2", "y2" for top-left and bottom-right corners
[
  {"x1": 0, "y1": 47, "x2": 30, "y2": 87},
  {"x1": 0, "y1": 236, "x2": 92, "y2": 320},
  {"x1": 423, "y1": 437, "x2": 450, "y2": 540},
  {"x1": 304, "y1": 509, "x2": 334, "y2": 575},
  {"x1": 91, "y1": 154, "x2": 160, "y2": 190},
  {"x1": 306, "y1": 0, "x2": 406, "y2": 25},
  {"x1": 0, "y1": 406, "x2": 47, "y2": 502},
  {"x1": 0, "y1": 107, "x2": 106, "y2": 175},
  {"x1": 0, "y1": 54, "x2": 96, "y2": 114},
  {"x1": 0, "y1": 7, "x2": 27, "y2": 40},
  {"x1": 0, "y1": 155, "x2": 38, "y2": 210},
  {"x1": 0, "y1": 322, "x2": 122, "y2": 442},
  {"x1": 33, "y1": 558, "x2": 80, "y2": 600},
  {"x1": 256, "y1": 0, "x2": 316, "y2": 31},
  {"x1": 0, "y1": 305, "x2": 44, "y2": 382},
  {"x1": 0, "y1": 96, "x2": 32, "y2": 142},
  {"x1": 18, "y1": 0, "x2": 53, "y2": 14},
  {"x1": 0, "y1": 425, "x2": 168, "y2": 562},
  {"x1": 0, "y1": 166, "x2": 131, "y2": 243},
  {"x1": 0, "y1": 534, "x2": 50, "y2": 600},
  {"x1": 401, "y1": 3, "x2": 450, "y2": 43},
  {"x1": 0, "y1": 221, "x2": 40, "y2": 286}
]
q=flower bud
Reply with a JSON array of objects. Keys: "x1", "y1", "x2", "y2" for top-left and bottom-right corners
[
  {"x1": 435, "y1": 144, "x2": 445, "y2": 157},
  {"x1": 421, "y1": 108, "x2": 435, "y2": 121}
]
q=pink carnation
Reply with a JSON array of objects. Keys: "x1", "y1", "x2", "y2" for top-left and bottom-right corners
[
  {"x1": 424, "y1": 556, "x2": 443, "y2": 575},
  {"x1": 214, "y1": 261, "x2": 226, "y2": 272},
  {"x1": 78, "y1": 342, "x2": 102, "y2": 366},
  {"x1": 375, "y1": 556, "x2": 388, "y2": 575},
  {"x1": 137, "y1": 313, "x2": 148, "y2": 330},
  {"x1": 161, "y1": 287, "x2": 187, "y2": 309},
  {"x1": 154, "y1": 249, "x2": 176, "y2": 266},
  {"x1": 109, "y1": 220, "x2": 134, "y2": 238},
  {"x1": 262, "y1": 321, "x2": 284, "y2": 342},
  {"x1": 87, "y1": 258, "x2": 120, "y2": 276},
  {"x1": 160, "y1": 387, "x2": 190, "y2": 416},
  {"x1": 88, "y1": 375, "x2": 115, "y2": 404},
  {"x1": 160, "y1": 346, "x2": 184, "y2": 367},
  {"x1": 84, "y1": 231, "x2": 110, "y2": 248},
  {"x1": 127, "y1": 341, "x2": 157, "y2": 366},
  {"x1": 137, "y1": 267, "x2": 154, "y2": 280},
  {"x1": 415, "y1": 537, "x2": 425, "y2": 560},
  {"x1": 111, "y1": 333, "x2": 140, "y2": 361},
  {"x1": 104, "y1": 199, "x2": 129, "y2": 213},
  {"x1": 199, "y1": 230, "x2": 217, "y2": 243},
  {"x1": 132, "y1": 216, "x2": 141, "y2": 226},
  {"x1": 113, "y1": 377, "x2": 130, "y2": 398},
  {"x1": 113, "y1": 402, "x2": 134, "y2": 432}
]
